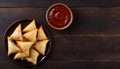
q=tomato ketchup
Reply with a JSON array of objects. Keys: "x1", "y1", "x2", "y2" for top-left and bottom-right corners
[{"x1": 46, "y1": 3, "x2": 73, "y2": 30}]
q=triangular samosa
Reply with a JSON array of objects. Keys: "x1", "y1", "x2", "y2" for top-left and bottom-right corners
[
  {"x1": 37, "y1": 26, "x2": 48, "y2": 40},
  {"x1": 23, "y1": 29, "x2": 37, "y2": 42},
  {"x1": 16, "y1": 41, "x2": 34, "y2": 56},
  {"x1": 10, "y1": 24, "x2": 23, "y2": 40},
  {"x1": 7, "y1": 37, "x2": 21, "y2": 56},
  {"x1": 25, "y1": 48, "x2": 39, "y2": 65},
  {"x1": 33, "y1": 40, "x2": 49, "y2": 55},
  {"x1": 14, "y1": 52, "x2": 27, "y2": 60},
  {"x1": 23, "y1": 20, "x2": 36, "y2": 32}
]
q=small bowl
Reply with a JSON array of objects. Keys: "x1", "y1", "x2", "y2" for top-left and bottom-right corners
[
  {"x1": 46, "y1": 3, "x2": 73, "y2": 30},
  {"x1": 3, "y1": 19, "x2": 52, "y2": 66}
]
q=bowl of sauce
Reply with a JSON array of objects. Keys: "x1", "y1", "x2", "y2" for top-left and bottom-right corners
[{"x1": 46, "y1": 3, "x2": 73, "y2": 30}]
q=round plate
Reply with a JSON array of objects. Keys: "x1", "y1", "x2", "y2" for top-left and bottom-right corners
[{"x1": 3, "y1": 19, "x2": 51, "y2": 66}]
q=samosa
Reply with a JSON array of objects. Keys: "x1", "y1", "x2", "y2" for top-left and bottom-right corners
[
  {"x1": 14, "y1": 52, "x2": 27, "y2": 60},
  {"x1": 9, "y1": 24, "x2": 23, "y2": 40},
  {"x1": 23, "y1": 20, "x2": 36, "y2": 32},
  {"x1": 25, "y1": 48, "x2": 39, "y2": 65},
  {"x1": 33, "y1": 40, "x2": 49, "y2": 55},
  {"x1": 37, "y1": 26, "x2": 48, "y2": 40},
  {"x1": 23, "y1": 29, "x2": 37, "y2": 42},
  {"x1": 16, "y1": 41, "x2": 34, "y2": 56},
  {"x1": 7, "y1": 37, "x2": 21, "y2": 56}
]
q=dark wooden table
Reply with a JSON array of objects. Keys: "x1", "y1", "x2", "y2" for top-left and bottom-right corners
[{"x1": 1, "y1": 0, "x2": 120, "y2": 69}]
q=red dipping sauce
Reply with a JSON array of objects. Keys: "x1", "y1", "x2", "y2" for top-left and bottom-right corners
[{"x1": 46, "y1": 3, "x2": 73, "y2": 30}]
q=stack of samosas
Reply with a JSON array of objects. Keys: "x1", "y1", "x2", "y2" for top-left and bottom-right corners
[{"x1": 7, "y1": 20, "x2": 49, "y2": 65}]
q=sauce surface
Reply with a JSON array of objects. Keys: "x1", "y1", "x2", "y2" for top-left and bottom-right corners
[{"x1": 48, "y1": 5, "x2": 71, "y2": 28}]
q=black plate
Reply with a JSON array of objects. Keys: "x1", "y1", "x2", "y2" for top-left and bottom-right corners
[{"x1": 3, "y1": 19, "x2": 51, "y2": 66}]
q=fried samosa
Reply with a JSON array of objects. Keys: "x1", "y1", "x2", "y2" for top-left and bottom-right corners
[
  {"x1": 33, "y1": 40, "x2": 49, "y2": 55},
  {"x1": 25, "y1": 48, "x2": 39, "y2": 65},
  {"x1": 16, "y1": 41, "x2": 34, "y2": 56},
  {"x1": 37, "y1": 26, "x2": 48, "y2": 40},
  {"x1": 7, "y1": 37, "x2": 21, "y2": 56},
  {"x1": 23, "y1": 20, "x2": 36, "y2": 32},
  {"x1": 14, "y1": 52, "x2": 27, "y2": 60},
  {"x1": 23, "y1": 29, "x2": 37, "y2": 42},
  {"x1": 9, "y1": 24, "x2": 23, "y2": 40}
]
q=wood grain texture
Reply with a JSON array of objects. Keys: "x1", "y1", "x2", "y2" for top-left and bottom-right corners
[
  {"x1": 1, "y1": 61, "x2": 120, "y2": 69},
  {"x1": 0, "y1": 0, "x2": 119, "y2": 7},
  {"x1": 0, "y1": 0, "x2": 120, "y2": 68}
]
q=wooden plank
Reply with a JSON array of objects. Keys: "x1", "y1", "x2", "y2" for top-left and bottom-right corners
[
  {"x1": 1, "y1": 61, "x2": 120, "y2": 69},
  {"x1": 0, "y1": 0, "x2": 119, "y2": 7},
  {"x1": 1, "y1": 7, "x2": 120, "y2": 60},
  {"x1": 50, "y1": 7, "x2": 120, "y2": 34},
  {"x1": 51, "y1": 35, "x2": 120, "y2": 60},
  {"x1": 1, "y1": 7, "x2": 120, "y2": 34}
]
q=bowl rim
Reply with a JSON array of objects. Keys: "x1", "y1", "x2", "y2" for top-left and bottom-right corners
[
  {"x1": 46, "y1": 3, "x2": 73, "y2": 30},
  {"x1": 3, "y1": 19, "x2": 52, "y2": 66}
]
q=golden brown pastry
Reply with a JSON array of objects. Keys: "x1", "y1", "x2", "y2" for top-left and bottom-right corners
[
  {"x1": 16, "y1": 41, "x2": 34, "y2": 56},
  {"x1": 33, "y1": 40, "x2": 49, "y2": 55},
  {"x1": 25, "y1": 48, "x2": 39, "y2": 65},
  {"x1": 23, "y1": 20, "x2": 36, "y2": 32},
  {"x1": 9, "y1": 24, "x2": 23, "y2": 40},
  {"x1": 14, "y1": 52, "x2": 27, "y2": 60},
  {"x1": 7, "y1": 37, "x2": 21, "y2": 56},
  {"x1": 23, "y1": 29, "x2": 37, "y2": 42},
  {"x1": 37, "y1": 26, "x2": 48, "y2": 40}
]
